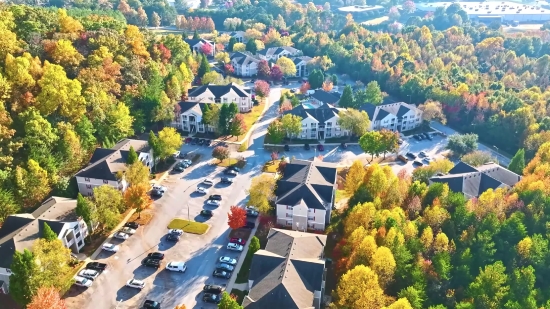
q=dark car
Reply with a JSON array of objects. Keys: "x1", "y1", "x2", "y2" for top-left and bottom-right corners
[
  {"x1": 147, "y1": 252, "x2": 165, "y2": 260},
  {"x1": 413, "y1": 160, "x2": 424, "y2": 167},
  {"x1": 246, "y1": 209, "x2": 259, "y2": 218},
  {"x1": 172, "y1": 164, "x2": 184, "y2": 172},
  {"x1": 203, "y1": 293, "x2": 221, "y2": 304},
  {"x1": 224, "y1": 169, "x2": 237, "y2": 176},
  {"x1": 228, "y1": 166, "x2": 240, "y2": 172},
  {"x1": 244, "y1": 221, "x2": 256, "y2": 229},
  {"x1": 179, "y1": 152, "x2": 187, "y2": 158},
  {"x1": 417, "y1": 134, "x2": 424, "y2": 140},
  {"x1": 317, "y1": 144, "x2": 324, "y2": 151},
  {"x1": 397, "y1": 139, "x2": 404, "y2": 145},
  {"x1": 203, "y1": 284, "x2": 224, "y2": 294},
  {"x1": 151, "y1": 189, "x2": 163, "y2": 198},
  {"x1": 213, "y1": 269, "x2": 231, "y2": 279},
  {"x1": 200, "y1": 210, "x2": 213, "y2": 217},
  {"x1": 304, "y1": 143, "x2": 310, "y2": 150},
  {"x1": 166, "y1": 233, "x2": 180, "y2": 242},
  {"x1": 141, "y1": 258, "x2": 161, "y2": 268},
  {"x1": 424, "y1": 133, "x2": 432, "y2": 140},
  {"x1": 198, "y1": 139, "x2": 205, "y2": 145},
  {"x1": 86, "y1": 262, "x2": 108, "y2": 272},
  {"x1": 284, "y1": 144, "x2": 290, "y2": 151},
  {"x1": 340, "y1": 142, "x2": 347, "y2": 149},
  {"x1": 216, "y1": 263, "x2": 235, "y2": 272},
  {"x1": 221, "y1": 177, "x2": 234, "y2": 184},
  {"x1": 203, "y1": 139, "x2": 210, "y2": 146},
  {"x1": 192, "y1": 137, "x2": 199, "y2": 145},
  {"x1": 143, "y1": 300, "x2": 161, "y2": 309},
  {"x1": 185, "y1": 137, "x2": 192, "y2": 143},
  {"x1": 209, "y1": 194, "x2": 222, "y2": 201},
  {"x1": 406, "y1": 152, "x2": 417, "y2": 159},
  {"x1": 124, "y1": 222, "x2": 139, "y2": 230}
]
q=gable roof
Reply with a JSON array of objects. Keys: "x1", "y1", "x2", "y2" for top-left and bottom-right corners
[
  {"x1": 430, "y1": 162, "x2": 522, "y2": 198},
  {"x1": 231, "y1": 52, "x2": 261, "y2": 66},
  {"x1": 188, "y1": 83, "x2": 250, "y2": 99},
  {"x1": 178, "y1": 101, "x2": 208, "y2": 114},
  {"x1": 184, "y1": 38, "x2": 212, "y2": 47},
  {"x1": 243, "y1": 229, "x2": 327, "y2": 309},
  {"x1": 76, "y1": 139, "x2": 149, "y2": 181},
  {"x1": 276, "y1": 159, "x2": 337, "y2": 210},
  {"x1": 283, "y1": 103, "x2": 344, "y2": 124},
  {"x1": 359, "y1": 101, "x2": 419, "y2": 121},
  {"x1": 257, "y1": 46, "x2": 300, "y2": 58},
  {"x1": 0, "y1": 197, "x2": 79, "y2": 268},
  {"x1": 310, "y1": 90, "x2": 340, "y2": 104},
  {"x1": 291, "y1": 56, "x2": 312, "y2": 65}
]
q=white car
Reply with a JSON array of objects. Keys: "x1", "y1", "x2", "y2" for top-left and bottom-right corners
[
  {"x1": 151, "y1": 184, "x2": 167, "y2": 193},
  {"x1": 78, "y1": 269, "x2": 99, "y2": 280},
  {"x1": 219, "y1": 256, "x2": 237, "y2": 265},
  {"x1": 120, "y1": 227, "x2": 136, "y2": 235},
  {"x1": 74, "y1": 275, "x2": 93, "y2": 287},
  {"x1": 202, "y1": 178, "x2": 214, "y2": 185},
  {"x1": 182, "y1": 159, "x2": 192, "y2": 165},
  {"x1": 169, "y1": 229, "x2": 184, "y2": 236},
  {"x1": 206, "y1": 199, "x2": 220, "y2": 206},
  {"x1": 114, "y1": 231, "x2": 129, "y2": 240},
  {"x1": 102, "y1": 243, "x2": 119, "y2": 252},
  {"x1": 173, "y1": 151, "x2": 181, "y2": 158},
  {"x1": 195, "y1": 187, "x2": 209, "y2": 194},
  {"x1": 166, "y1": 261, "x2": 187, "y2": 272},
  {"x1": 246, "y1": 206, "x2": 258, "y2": 211},
  {"x1": 126, "y1": 279, "x2": 145, "y2": 290},
  {"x1": 227, "y1": 243, "x2": 244, "y2": 252}
]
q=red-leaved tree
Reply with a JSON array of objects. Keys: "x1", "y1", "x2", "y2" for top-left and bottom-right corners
[
  {"x1": 27, "y1": 286, "x2": 67, "y2": 309},
  {"x1": 270, "y1": 65, "x2": 283, "y2": 81},
  {"x1": 300, "y1": 82, "x2": 311, "y2": 94},
  {"x1": 254, "y1": 80, "x2": 270, "y2": 97},
  {"x1": 227, "y1": 205, "x2": 247, "y2": 229},
  {"x1": 257, "y1": 60, "x2": 271, "y2": 80},
  {"x1": 200, "y1": 43, "x2": 213, "y2": 55},
  {"x1": 279, "y1": 101, "x2": 293, "y2": 114},
  {"x1": 224, "y1": 63, "x2": 234, "y2": 75}
]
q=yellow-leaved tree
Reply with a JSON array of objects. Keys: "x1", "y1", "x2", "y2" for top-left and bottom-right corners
[
  {"x1": 247, "y1": 174, "x2": 276, "y2": 214},
  {"x1": 345, "y1": 160, "x2": 365, "y2": 196},
  {"x1": 370, "y1": 246, "x2": 396, "y2": 288},
  {"x1": 336, "y1": 265, "x2": 388, "y2": 309}
]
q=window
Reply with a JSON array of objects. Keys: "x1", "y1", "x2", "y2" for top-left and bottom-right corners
[
  {"x1": 103, "y1": 180, "x2": 108, "y2": 184},
  {"x1": 85, "y1": 178, "x2": 90, "y2": 182},
  {"x1": 75, "y1": 232, "x2": 81, "y2": 239},
  {"x1": 311, "y1": 123, "x2": 316, "y2": 127},
  {"x1": 215, "y1": 98, "x2": 221, "y2": 103},
  {"x1": 223, "y1": 98, "x2": 228, "y2": 103},
  {"x1": 77, "y1": 240, "x2": 84, "y2": 247},
  {"x1": 302, "y1": 123, "x2": 307, "y2": 127},
  {"x1": 308, "y1": 208, "x2": 314, "y2": 212},
  {"x1": 286, "y1": 213, "x2": 293, "y2": 218},
  {"x1": 308, "y1": 216, "x2": 315, "y2": 220},
  {"x1": 403, "y1": 116, "x2": 408, "y2": 119},
  {"x1": 86, "y1": 184, "x2": 92, "y2": 189},
  {"x1": 88, "y1": 192, "x2": 93, "y2": 197},
  {"x1": 286, "y1": 205, "x2": 292, "y2": 210},
  {"x1": 286, "y1": 220, "x2": 292, "y2": 226},
  {"x1": 182, "y1": 115, "x2": 187, "y2": 120},
  {"x1": 209, "y1": 97, "x2": 214, "y2": 101},
  {"x1": 326, "y1": 122, "x2": 332, "y2": 126}
]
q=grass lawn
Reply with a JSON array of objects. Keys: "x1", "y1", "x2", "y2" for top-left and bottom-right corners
[
  {"x1": 168, "y1": 219, "x2": 209, "y2": 235},
  {"x1": 335, "y1": 189, "x2": 347, "y2": 203},
  {"x1": 235, "y1": 253, "x2": 254, "y2": 284},
  {"x1": 230, "y1": 289, "x2": 248, "y2": 304},
  {"x1": 263, "y1": 160, "x2": 280, "y2": 173},
  {"x1": 242, "y1": 101, "x2": 265, "y2": 135},
  {"x1": 218, "y1": 158, "x2": 238, "y2": 166}
]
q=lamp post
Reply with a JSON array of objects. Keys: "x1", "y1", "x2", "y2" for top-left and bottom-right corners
[{"x1": 493, "y1": 145, "x2": 499, "y2": 158}]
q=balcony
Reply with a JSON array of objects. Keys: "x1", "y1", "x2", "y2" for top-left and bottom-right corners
[{"x1": 66, "y1": 238, "x2": 75, "y2": 246}]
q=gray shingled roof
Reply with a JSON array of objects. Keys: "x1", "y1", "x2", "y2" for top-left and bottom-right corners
[
  {"x1": 310, "y1": 90, "x2": 340, "y2": 104},
  {"x1": 188, "y1": 83, "x2": 249, "y2": 99},
  {"x1": 283, "y1": 103, "x2": 345, "y2": 124},
  {"x1": 243, "y1": 229, "x2": 327, "y2": 309}
]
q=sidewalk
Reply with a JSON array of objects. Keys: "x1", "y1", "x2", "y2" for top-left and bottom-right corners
[{"x1": 225, "y1": 219, "x2": 260, "y2": 292}]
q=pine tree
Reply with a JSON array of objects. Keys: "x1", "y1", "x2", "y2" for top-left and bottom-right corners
[
  {"x1": 237, "y1": 21, "x2": 245, "y2": 31},
  {"x1": 227, "y1": 37, "x2": 237, "y2": 52},
  {"x1": 246, "y1": 39, "x2": 258, "y2": 54},
  {"x1": 193, "y1": 30, "x2": 200, "y2": 39},
  {"x1": 508, "y1": 148, "x2": 525, "y2": 175},
  {"x1": 197, "y1": 54, "x2": 211, "y2": 79},
  {"x1": 76, "y1": 193, "x2": 93, "y2": 228},
  {"x1": 10, "y1": 249, "x2": 39, "y2": 306},
  {"x1": 42, "y1": 222, "x2": 58, "y2": 241},
  {"x1": 339, "y1": 85, "x2": 355, "y2": 108},
  {"x1": 127, "y1": 146, "x2": 138, "y2": 165},
  {"x1": 219, "y1": 103, "x2": 229, "y2": 135},
  {"x1": 181, "y1": 31, "x2": 187, "y2": 40}
]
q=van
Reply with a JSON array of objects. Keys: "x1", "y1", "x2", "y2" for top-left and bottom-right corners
[{"x1": 398, "y1": 155, "x2": 408, "y2": 163}]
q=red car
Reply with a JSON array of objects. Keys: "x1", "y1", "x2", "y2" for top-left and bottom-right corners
[
  {"x1": 229, "y1": 238, "x2": 246, "y2": 245},
  {"x1": 317, "y1": 144, "x2": 324, "y2": 151},
  {"x1": 185, "y1": 137, "x2": 192, "y2": 143}
]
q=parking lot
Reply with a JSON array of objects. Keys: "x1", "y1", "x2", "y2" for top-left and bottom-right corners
[{"x1": 64, "y1": 143, "x2": 258, "y2": 309}]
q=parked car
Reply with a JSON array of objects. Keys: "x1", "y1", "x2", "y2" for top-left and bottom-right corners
[
  {"x1": 230, "y1": 238, "x2": 246, "y2": 245},
  {"x1": 86, "y1": 262, "x2": 107, "y2": 272},
  {"x1": 284, "y1": 144, "x2": 290, "y2": 151},
  {"x1": 397, "y1": 139, "x2": 404, "y2": 145},
  {"x1": 226, "y1": 243, "x2": 244, "y2": 251},
  {"x1": 172, "y1": 164, "x2": 185, "y2": 172},
  {"x1": 147, "y1": 252, "x2": 165, "y2": 260},
  {"x1": 202, "y1": 178, "x2": 214, "y2": 186},
  {"x1": 126, "y1": 279, "x2": 145, "y2": 290},
  {"x1": 413, "y1": 135, "x2": 421, "y2": 141},
  {"x1": 424, "y1": 133, "x2": 433, "y2": 140},
  {"x1": 169, "y1": 229, "x2": 184, "y2": 236},
  {"x1": 151, "y1": 185, "x2": 167, "y2": 193},
  {"x1": 203, "y1": 293, "x2": 222, "y2": 304},
  {"x1": 419, "y1": 151, "x2": 427, "y2": 157},
  {"x1": 166, "y1": 233, "x2": 180, "y2": 242},
  {"x1": 216, "y1": 263, "x2": 235, "y2": 272},
  {"x1": 166, "y1": 261, "x2": 187, "y2": 272},
  {"x1": 212, "y1": 269, "x2": 232, "y2": 279},
  {"x1": 120, "y1": 227, "x2": 136, "y2": 235},
  {"x1": 304, "y1": 143, "x2": 310, "y2": 150},
  {"x1": 209, "y1": 194, "x2": 222, "y2": 201},
  {"x1": 192, "y1": 137, "x2": 199, "y2": 145},
  {"x1": 78, "y1": 269, "x2": 100, "y2": 280},
  {"x1": 151, "y1": 189, "x2": 163, "y2": 198},
  {"x1": 182, "y1": 159, "x2": 192, "y2": 165},
  {"x1": 74, "y1": 275, "x2": 93, "y2": 287},
  {"x1": 195, "y1": 187, "x2": 209, "y2": 194},
  {"x1": 413, "y1": 160, "x2": 424, "y2": 167},
  {"x1": 317, "y1": 144, "x2": 324, "y2": 151},
  {"x1": 179, "y1": 152, "x2": 187, "y2": 159},
  {"x1": 200, "y1": 210, "x2": 213, "y2": 217},
  {"x1": 224, "y1": 169, "x2": 237, "y2": 176},
  {"x1": 203, "y1": 284, "x2": 224, "y2": 293},
  {"x1": 204, "y1": 139, "x2": 211, "y2": 146},
  {"x1": 406, "y1": 152, "x2": 417, "y2": 159},
  {"x1": 417, "y1": 134, "x2": 424, "y2": 140},
  {"x1": 246, "y1": 209, "x2": 259, "y2": 218},
  {"x1": 143, "y1": 300, "x2": 161, "y2": 309},
  {"x1": 340, "y1": 142, "x2": 347, "y2": 149},
  {"x1": 198, "y1": 139, "x2": 205, "y2": 146},
  {"x1": 173, "y1": 151, "x2": 180, "y2": 158},
  {"x1": 102, "y1": 243, "x2": 119, "y2": 252},
  {"x1": 219, "y1": 256, "x2": 237, "y2": 265},
  {"x1": 244, "y1": 221, "x2": 256, "y2": 229},
  {"x1": 141, "y1": 257, "x2": 161, "y2": 269},
  {"x1": 114, "y1": 231, "x2": 129, "y2": 240},
  {"x1": 424, "y1": 157, "x2": 433, "y2": 163},
  {"x1": 398, "y1": 155, "x2": 408, "y2": 163},
  {"x1": 124, "y1": 222, "x2": 139, "y2": 230},
  {"x1": 206, "y1": 199, "x2": 221, "y2": 206},
  {"x1": 220, "y1": 177, "x2": 234, "y2": 184},
  {"x1": 185, "y1": 137, "x2": 192, "y2": 143},
  {"x1": 228, "y1": 166, "x2": 240, "y2": 172},
  {"x1": 246, "y1": 206, "x2": 258, "y2": 212}
]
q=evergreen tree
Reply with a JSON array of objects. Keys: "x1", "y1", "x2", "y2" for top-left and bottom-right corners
[
  {"x1": 76, "y1": 193, "x2": 93, "y2": 228},
  {"x1": 508, "y1": 148, "x2": 525, "y2": 175},
  {"x1": 197, "y1": 54, "x2": 211, "y2": 79},
  {"x1": 339, "y1": 85, "x2": 355, "y2": 108},
  {"x1": 126, "y1": 146, "x2": 138, "y2": 165},
  {"x1": 181, "y1": 31, "x2": 187, "y2": 40},
  {"x1": 308, "y1": 69, "x2": 324, "y2": 89},
  {"x1": 193, "y1": 30, "x2": 200, "y2": 39},
  {"x1": 219, "y1": 103, "x2": 229, "y2": 135},
  {"x1": 41, "y1": 222, "x2": 58, "y2": 241},
  {"x1": 237, "y1": 21, "x2": 245, "y2": 31},
  {"x1": 227, "y1": 37, "x2": 237, "y2": 52},
  {"x1": 246, "y1": 39, "x2": 258, "y2": 54},
  {"x1": 10, "y1": 249, "x2": 39, "y2": 306}
]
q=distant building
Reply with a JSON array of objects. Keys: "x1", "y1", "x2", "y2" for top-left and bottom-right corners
[
  {"x1": 283, "y1": 103, "x2": 349, "y2": 140},
  {"x1": 184, "y1": 38, "x2": 215, "y2": 56},
  {"x1": 0, "y1": 197, "x2": 88, "y2": 293},
  {"x1": 230, "y1": 52, "x2": 261, "y2": 77},
  {"x1": 257, "y1": 46, "x2": 301, "y2": 61},
  {"x1": 337, "y1": 5, "x2": 385, "y2": 18},
  {"x1": 429, "y1": 161, "x2": 522, "y2": 198},
  {"x1": 360, "y1": 102, "x2": 423, "y2": 132}
]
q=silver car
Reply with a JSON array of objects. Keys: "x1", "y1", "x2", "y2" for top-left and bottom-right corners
[{"x1": 78, "y1": 269, "x2": 99, "y2": 280}]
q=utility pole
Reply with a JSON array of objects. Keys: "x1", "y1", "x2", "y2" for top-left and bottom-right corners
[{"x1": 187, "y1": 203, "x2": 190, "y2": 221}]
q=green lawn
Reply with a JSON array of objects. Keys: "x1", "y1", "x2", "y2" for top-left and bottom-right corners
[
  {"x1": 218, "y1": 158, "x2": 239, "y2": 166},
  {"x1": 263, "y1": 160, "x2": 280, "y2": 173},
  {"x1": 231, "y1": 289, "x2": 248, "y2": 304},
  {"x1": 335, "y1": 189, "x2": 347, "y2": 203},
  {"x1": 167, "y1": 219, "x2": 209, "y2": 235},
  {"x1": 235, "y1": 253, "x2": 254, "y2": 283}
]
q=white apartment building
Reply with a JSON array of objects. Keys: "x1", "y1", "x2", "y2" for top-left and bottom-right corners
[
  {"x1": 360, "y1": 102, "x2": 423, "y2": 132},
  {"x1": 283, "y1": 103, "x2": 350, "y2": 140},
  {"x1": 230, "y1": 52, "x2": 260, "y2": 77}
]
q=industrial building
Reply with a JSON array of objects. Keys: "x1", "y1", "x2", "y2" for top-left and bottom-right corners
[{"x1": 416, "y1": 1, "x2": 550, "y2": 22}]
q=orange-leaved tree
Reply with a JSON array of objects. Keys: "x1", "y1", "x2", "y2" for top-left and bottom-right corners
[
  {"x1": 227, "y1": 205, "x2": 247, "y2": 229},
  {"x1": 27, "y1": 286, "x2": 67, "y2": 309},
  {"x1": 174, "y1": 305, "x2": 187, "y2": 309},
  {"x1": 124, "y1": 184, "x2": 153, "y2": 218}
]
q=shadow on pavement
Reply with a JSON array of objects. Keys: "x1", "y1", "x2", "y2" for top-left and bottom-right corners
[
  {"x1": 115, "y1": 286, "x2": 143, "y2": 303},
  {"x1": 132, "y1": 263, "x2": 160, "y2": 280},
  {"x1": 157, "y1": 234, "x2": 177, "y2": 251}
]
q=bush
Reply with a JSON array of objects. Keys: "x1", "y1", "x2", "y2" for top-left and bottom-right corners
[{"x1": 238, "y1": 142, "x2": 248, "y2": 152}]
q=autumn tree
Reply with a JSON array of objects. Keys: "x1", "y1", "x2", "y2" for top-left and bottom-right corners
[
  {"x1": 270, "y1": 65, "x2": 284, "y2": 81},
  {"x1": 345, "y1": 160, "x2": 365, "y2": 196},
  {"x1": 280, "y1": 114, "x2": 302, "y2": 141},
  {"x1": 247, "y1": 174, "x2": 276, "y2": 213},
  {"x1": 152, "y1": 12, "x2": 161, "y2": 27},
  {"x1": 371, "y1": 246, "x2": 396, "y2": 288},
  {"x1": 228, "y1": 205, "x2": 247, "y2": 229},
  {"x1": 32, "y1": 238, "x2": 72, "y2": 291},
  {"x1": 218, "y1": 292, "x2": 243, "y2": 309},
  {"x1": 157, "y1": 127, "x2": 183, "y2": 160},
  {"x1": 125, "y1": 162, "x2": 150, "y2": 187},
  {"x1": 254, "y1": 80, "x2": 270, "y2": 97},
  {"x1": 27, "y1": 286, "x2": 67, "y2": 309},
  {"x1": 339, "y1": 109, "x2": 371, "y2": 138},
  {"x1": 322, "y1": 80, "x2": 334, "y2": 92},
  {"x1": 212, "y1": 146, "x2": 230, "y2": 161},
  {"x1": 258, "y1": 60, "x2": 271, "y2": 79},
  {"x1": 230, "y1": 114, "x2": 247, "y2": 138},
  {"x1": 267, "y1": 120, "x2": 286, "y2": 144},
  {"x1": 14, "y1": 159, "x2": 50, "y2": 208},
  {"x1": 508, "y1": 148, "x2": 525, "y2": 175},
  {"x1": 336, "y1": 265, "x2": 388, "y2": 309},
  {"x1": 124, "y1": 185, "x2": 152, "y2": 218},
  {"x1": 419, "y1": 100, "x2": 446, "y2": 124},
  {"x1": 461, "y1": 150, "x2": 497, "y2": 167},
  {"x1": 93, "y1": 185, "x2": 124, "y2": 229},
  {"x1": 276, "y1": 56, "x2": 297, "y2": 77},
  {"x1": 9, "y1": 249, "x2": 39, "y2": 306}
]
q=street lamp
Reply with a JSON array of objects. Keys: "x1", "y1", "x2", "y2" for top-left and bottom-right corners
[{"x1": 493, "y1": 145, "x2": 499, "y2": 158}]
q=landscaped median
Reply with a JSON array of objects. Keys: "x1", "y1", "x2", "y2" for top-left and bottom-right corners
[{"x1": 168, "y1": 218, "x2": 209, "y2": 235}]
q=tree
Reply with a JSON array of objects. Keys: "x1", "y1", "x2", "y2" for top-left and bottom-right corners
[
  {"x1": 14, "y1": 159, "x2": 50, "y2": 208},
  {"x1": 322, "y1": 80, "x2": 334, "y2": 92},
  {"x1": 461, "y1": 151, "x2": 497, "y2": 167},
  {"x1": 174, "y1": 305, "x2": 187, "y2": 309},
  {"x1": 152, "y1": 12, "x2": 161, "y2": 27},
  {"x1": 10, "y1": 249, "x2": 39, "y2": 306},
  {"x1": 228, "y1": 205, "x2": 247, "y2": 229},
  {"x1": 247, "y1": 174, "x2": 276, "y2": 213},
  {"x1": 467, "y1": 261, "x2": 509, "y2": 309},
  {"x1": 249, "y1": 236, "x2": 260, "y2": 255},
  {"x1": 279, "y1": 101, "x2": 293, "y2": 114},
  {"x1": 419, "y1": 100, "x2": 447, "y2": 124},
  {"x1": 308, "y1": 69, "x2": 324, "y2": 89},
  {"x1": 233, "y1": 42, "x2": 246, "y2": 52},
  {"x1": 42, "y1": 222, "x2": 58, "y2": 241},
  {"x1": 149, "y1": 131, "x2": 161, "y2": 166},
  {"x1": 193, "y1": 30, "x2": 200, "y2": 39},
  {"x1": 339, "y1": 85, "x2": 355, "y2": 108},
  {"x1": 267, "y1": 120, "x2": 286, "y2": 144},
  {"x1": 227, "y1": 37, "x2": 237, "y2": 52},
  {"x1": 398, "y1": 287, "x2": 425, "y2": 309},
  {"x1": 379, "y1": 129, "x2": 399, "y2": 158},
  {"x1": 197, "y1": 54, "x2": 210, "y2": 79},
  {"x1": 76, "y1": 193, "x2": 95, "y2": 229},
  {"x1": 338, "y1": 109, "x2": 371, "y2": 137},
  {"x1": 0, "y1": 189, "x2": 19, "y2": 225},
  {"x1": 136, "y1": 7, "x2": 148, "y2": 26},
  {"x1": 27, "y1": 286, "x2": 67, "y2": 309},
  {"x1": 127, "y1": 146, "x2": 138, "y2": 165},
  {"x1": 158, "y1": 127, "x2": 183, "y2": 160},
  {"x1": 200, "y1": 43, "x2": 213, "y2": 55},
  {"x1": 508, "y1": 148, "x2": 525, "y2": 175},
  {"x1": 336, "y1": 265, "x2": 388, "y2": 309},
  {"x1": 93, "y1": 185, "x2": 124, "y2": 229},
  {"x1": 124, "y1": 185, "x2": 152, "y2": 218},
  {"x1": 345, "y1": 160, "x2": 365, "y2": 196},
  {"x1": 446, "y1": 134, "x2": 478, "y2": 157},
  {"x1": 258, "y1": 60, "x2": 271, "y2": 79},
  {"x1": 202, "y1": 71, "x2": 221, "y2": 85},
  {"x1": 254, "y1": 80, "x2": 270, "y2": 97},
  {"x1": 32, "y1": 238, "x2": 72, "y2": 291},
  {"x1": 218, "y1": 292, "x2": 243, "y2": 309},
  {"x1": 230, "y1": 114, "x2": 247, "y2": 137},
  {"x1": 359, "y1": 131, "x2": 384, "y2": 161},
  {"x1": 212, "y1": 146, "x2": 230, "y2": 161},
  {"x1": 246, "y1": 39, "x2": 258, "y2": 54},
  {"x1": 215, "y1": 52, "x2": 230, "y2": 65},
  {"x1": 280, "y1": 114, "x2": 303, "y2": 140},
  {"x1": 300, "y1": 82, "x2": 311, "y2": 94},
  {"x1": 276, "y1": 56, "x2": 297, "y2": 77},
  {"x1": 364, "y1": 81, "x2": 383, "y2": 105},
  {"x1": 270, "y1": 65, "x2": 283, "y2": 81},
  {"x1": 125, "y1": 162, "x2": 150, "y2": 187}
]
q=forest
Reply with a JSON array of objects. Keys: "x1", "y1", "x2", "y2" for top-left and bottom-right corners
[{"x1": 0, "y1": 4, "x2": 197, "y2": 224}]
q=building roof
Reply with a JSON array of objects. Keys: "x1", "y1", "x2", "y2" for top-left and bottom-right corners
[
  {"x1": 188, "y1": 83, "x2": 250, "y2": 99},
  {"x1": 231, "y1": 52, "x2": 261, "y2": 66},
  {"x1": 243, "y1": 228, "x2": 327, "y2": 309},
  {"x1": 338, "y1": 4, "x2": 384, "y2": 12},
  {"x1": 178, "y1": 101, "x2": 209, "y2": 114},
  {"x1": 430, "y1": 162, "x2": 522, "y2": 198},
  {"x1": 291, "y1": 56, "x2": 312, "y2": 65},
  {"x1": 228, "y1": 31, "x2": 245, "y2": 37},
  {"x1": 76, "y1": 139, "x2": 149, "y2": 181},
  {"x1": 276, "y1": 159, "x2": 337, "y2": 210},
  {"x1": 416, "y1": 1, "x2": 550, "y2": 15},
  {"x1": 359, "y1": 102, "x2": 418, "y2": 122},
  {"x1": 184, "y1": 38, "x2": 212, "y2": 47},
  {"x1": 0, "y1": 197, "x2": 79, "y2": 268},
  {"x1": 310, "y1": 90, "x2": 341, "y2": 104},
  {"x1": 283, "y1": 103, "x2": 344, "y2": 124},
  {"x1": 258, "y1": 46, "x2": 300, "y2": 58}
]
